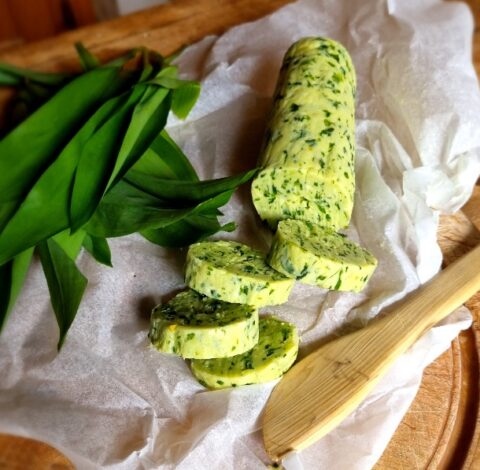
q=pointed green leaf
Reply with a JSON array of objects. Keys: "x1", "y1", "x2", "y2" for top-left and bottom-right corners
[
  {"x1": 52, "y1": 229, "x2": 86, "y2": 260},
  {"x1": 87, "y1": 179, "x2": 234, "y2": 238},
  {"x1": 0, "y1": 61, "x2": 71, "y2": 86},
  {"x1": 82, "y1": 234, "x2": 112, "y2": 267},
  {"x1": 130, "y1": 130, "x2": 198, "y2": 181},
  {"x1": 86, "y1": 180, "x2": 193, "y2": 237},
  {"x1": 0, "y1": 69, "x2": 21, "y2": 86},
  {"x1": 155, "y1": 66, "x2": 178, "y2": 79},
  {"x1": 125, "y1": 168, "x2": 257, "y2": 202},
  {"x1": 147, "y1": 71, "x2": 200, "y2": 120},
  {"x1": 141, "y1": 215, "x2": 235, "y2": 248},
  {"x1": 0, "y1": 247, "x2": 34, "y2": 333},
  {"x1": 139, "y1": 49, "x2": 155, "y2": 82},
  {"x1": 105, "y1": 85, "x2": 172, "y2": 191},
  {"x1": 149, "y1": 76, "x2": 196, "y2": 89},
  {"x1": 38, "y1": 238, "x2": 88, "y2": 350},
  {"x1": 172, "y1": 81, "x2": 201, "y2": 119},
  {"x1": 0, "y1": 67, "x2": 133, "y2": 230},
  {"x1": 0, "y1": 92, "x2": 127, "y2": 265},
  {"x1": 75, "y1": 42, "x2": 100, "y2": 71},
  {"x1": 69, "y1": 87, "x2": 145, "y2": 231}
]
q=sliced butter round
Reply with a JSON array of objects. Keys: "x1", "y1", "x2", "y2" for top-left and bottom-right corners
[
  {"x1": 185, "y1": 240, "x2": 294, "y2": 307},
  {"x1": 149, "y1": 290, "x2": 259, "y2": 359},
  {"x1": 267, "y1": 219, "x2": 377, "y2": 292},
  {"x1": 191, "y1": 316, "x2": 299, "y2": 389}
]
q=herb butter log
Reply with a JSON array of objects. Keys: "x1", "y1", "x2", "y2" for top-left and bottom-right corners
[
  {"x1": 251, "y1": 37, "x2": 356, "y2": 229},
  {"x1": 191, "y1": 316, "x2": 299, "y2": 389},
  {"x1": 149, "y1": 290, "x2": 259, "y2": 359},
  {"x1": 267, "y1": 219, "x2": 377, "y2": 292},
  {"x1": 185, "y1": 240, "x2": 294, "y2": 307}
]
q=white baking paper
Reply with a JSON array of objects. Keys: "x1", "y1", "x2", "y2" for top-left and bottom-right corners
[{"x1": 1, "y1": 0, "x2": 480, "y2": 468}]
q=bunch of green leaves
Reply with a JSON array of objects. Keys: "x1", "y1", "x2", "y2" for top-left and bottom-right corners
[{"x1": 0, "y1": 44, "x2": 256, "y2": 348}]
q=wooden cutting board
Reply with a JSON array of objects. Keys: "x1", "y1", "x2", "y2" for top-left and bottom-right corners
[{"x1": 0, "y1": 1, "x2": 479, "y2": 468}]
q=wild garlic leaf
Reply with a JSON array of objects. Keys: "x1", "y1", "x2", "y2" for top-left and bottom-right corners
[
  {"x1": 69, "y1": 87, "x2": 146, "y2": 232},
  {"x1": 52, "y1": 228, "x2": 87, "y2": 260},
  {"x1": 141, "y1": 214, "x2": 235, "y2": 248},
  {"x1": 86, "y1": 180, "x2": 234, "y2": 238},
  {"x1": 125, "y1": 168, "x2": 257, "y2": 202},
  {"x1": 0, "y1": 93, "x2": 127, "y2": 265},
  {"x1": 171, "y1": 81, "x2": 201, "y2": 119},
  {"x1": 130, "y1": 130, "x2": 198, "y2": 181},
  {"x1": 38, "y1": 238, "x2": 87, "y2": 350},
  {"x1": 128, "y1": 47, "x2": 164, "y2": 82},
  {"x1": 0, "y1": 67, "x2": 133, "y2": 228},
  {"x1": 0, "y1": 69, "x2": 22, "y2": 86},
  {"x1": 82, "y1": 234, "x2": 112, "y2": 267},
  {"x1": 0, "y1": 247, "x2": 34, "y2": 333},
  {"x1": 86, "y1": 180, "x2": 193, "y2": 238},
  {"x1": 155, "y1": 66, "x2": 178, "y2": 79},
  {"x1": 147, "y1": 71, "x2": 200, "y2": 120},
  {"x1": 105, "y1": 85, "x2": 172, "y2": 191},
  {"x1": 0, "y1": 61, "x2": 71, "y2": 86},
  {"x1": 149, "y1": 76, "x2": 197, "y2": 89},
  {"x1": 0, "y1": 47, "x2": 214, "y2": 346},
  {"x1": 75, "y1": 42, "x2": 100, "y2": 71}
]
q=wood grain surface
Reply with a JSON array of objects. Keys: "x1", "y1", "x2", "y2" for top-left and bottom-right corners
[
  {"x1": 0, "y1": 434, "x2": 74, "y2": 470},
  {"x1": 0, "y1": 0, "x2": 479, "y2": 468}
]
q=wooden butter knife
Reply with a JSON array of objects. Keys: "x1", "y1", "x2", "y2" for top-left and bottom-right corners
[{"x1": 263, "y1": 243, "x2": 480, "y2": 461}]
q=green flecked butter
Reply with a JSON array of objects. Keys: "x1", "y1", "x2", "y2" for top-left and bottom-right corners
[
  {"x1": 251, "y1": 37, "x2": 356, "y2": 229},
  {"x1": 185, "y1": 240, "x2": 294, "y2": 307},
  {"x1": 267, "y1": 219, "x2": 377, "y2": 292},
  {"x1": 148, "y1": 289, "x2": 259, "y2": 359},
  {"x1": 191, "y1": 316, "x2": 299, "y2": 389}
]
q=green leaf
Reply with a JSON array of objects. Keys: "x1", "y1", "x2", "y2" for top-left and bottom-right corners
[
  {"x1": 82, "y1": 234, "x2": 112, "y2": 267},
  {"x1": 141, "y1": 215, "x2": 235, "y2": 248},
  {"x1": 0, "y1": 67, "x2": 133, "y2": 229},
  {"x1": 0, "y1": 69, "x2": 21, "y2": 86},
  {"x1": 147, "y1": 72, "x2": 200, "y2": 119},
  {"x1": 105, "y1": 84, "x2": 172, "y2": 191},
  {"x1": 0, "y1": 92, "x2": 128, "y2": 265},
  {"x1": 125, "y1": 168, "x2": 257, "y2": 202},
  {"x1": 0, "y1": 247, "x2": 34, "y2": 332},
  {"x1": 149, "y1": 76, "x2": 196, "y2": 90},
  {"x1": 86, "y1": 180, "x2": 192, "y2": 238},
  {"x1": 38, "y1": 238, "x2": 88, "y2": 350},
  {"x1": 69, "y1": 83, "x2": 175, "y2": 231},
  {"x1": 52, "y1": 229, "x2": 86, "y2": 260},
  {"x1": 86, "y1": 180, "x2": 234, "y2": 238},
  {"x1": 130, "y1": 130, "x2": 198, "y2": 181},
  {"x1": 155, "y1": 66, "x2": 178, "y2": 79},
  {"x1": 139, "y1": 49, "x2": 155, "y2": 82},
  {"x1": 75, "y1": 42, "x2": 100, "y2": 71},
  {"x1": 0, "y1": 61, "x2": 71, "y2": 86},
  {"x1": 68, "y1": 87, "x2": 146, "y2": 231},
  {"x1": 172, "y1": 81, "x2": 201, "y2": 119}
]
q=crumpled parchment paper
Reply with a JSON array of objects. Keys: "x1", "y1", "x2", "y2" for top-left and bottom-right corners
[{"x1": 1, "y1": 0, "x2": 480, "y2": 469}]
